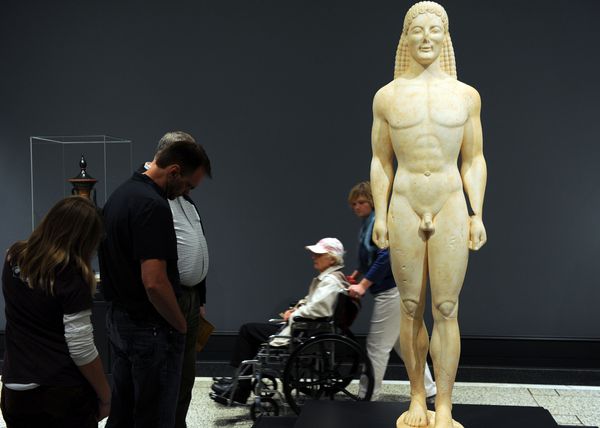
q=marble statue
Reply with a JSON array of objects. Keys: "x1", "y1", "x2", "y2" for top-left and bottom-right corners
[{"x1": 369, "y1": 2, "x2": 487, "y2": 427}]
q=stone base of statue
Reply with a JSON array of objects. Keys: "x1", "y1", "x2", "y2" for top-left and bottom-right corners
[
  {"x1": 268, "y1": 401, "x2": 560, "y2": 428},
  {"x1": 396, "y1": 410, "x2": 463, "y2": 428}
]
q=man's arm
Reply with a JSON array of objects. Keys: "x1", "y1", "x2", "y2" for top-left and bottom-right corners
[
  {"x1": 370, "y1": 87, "x2": 395, "y2": 249},
  {"x1": 460, "y1": 86, "x2": 488, "y2": 250},
  {"x1": 141, "y1": 259, "x2": 187, "y2": 333}
]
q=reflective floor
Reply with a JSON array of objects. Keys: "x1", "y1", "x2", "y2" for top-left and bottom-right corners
[{"x1": 1, "y1": 379, "x2": 598, "y2": 427}]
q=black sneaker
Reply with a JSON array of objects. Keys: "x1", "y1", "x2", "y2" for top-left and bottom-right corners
[
  {"x1": 211, "y1": 381, "x2": 232, "y2": 394},
  {"x1": 209, "y1": 382, "x2": 251, "y2": 405}
]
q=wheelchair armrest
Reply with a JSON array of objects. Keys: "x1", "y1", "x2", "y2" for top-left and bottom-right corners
[
  {"x1": 292, "y1": 316, "x2": 332, "y2": 322},
  {"x1": 268, "y1": 334, "x2": 292, "y2": 340},
  {"x1": 268, "y1": 318, "x2": 285, "y2": 323}
]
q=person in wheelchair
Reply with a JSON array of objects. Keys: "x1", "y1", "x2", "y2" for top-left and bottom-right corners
[{"x1": 210, "y1": 237, "x2": 350, "y2": 405}]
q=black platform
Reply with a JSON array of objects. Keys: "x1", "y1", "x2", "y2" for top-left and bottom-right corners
[{"x1": 252, "y1": 401, "x2": 598, "y2": 428}]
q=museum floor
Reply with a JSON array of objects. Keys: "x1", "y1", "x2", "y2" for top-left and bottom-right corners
[{"x1": 1, "y1": 378, "x2": 597, "y2": 427}]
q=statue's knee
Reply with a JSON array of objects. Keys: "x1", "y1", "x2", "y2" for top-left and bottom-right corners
[
  {"x1": 400, "y1": 298, "x2": 420, "y2": 318},
  {"x1": 435, "y1": 300, "x2": 458, "y2": 319}
]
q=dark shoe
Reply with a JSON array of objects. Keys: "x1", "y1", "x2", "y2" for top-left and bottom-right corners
[
  {"x1": 212, "y1": 376, "x2": 234, "y2": 383},
  {"x1": 209, "y1": 391, "x2": 229, "y2": 405},
  {"x1": 211, "y1": 382, "x2": 231, "y2": 394},
  {"x1": 209, "y1": 381, "x2": 251, "y2": 405}
]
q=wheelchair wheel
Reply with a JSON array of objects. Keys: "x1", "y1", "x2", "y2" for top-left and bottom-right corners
[
  {"x1": 250, "y1": 397, "x2": 280, "y2": 421},
  {"x1": 252, "y1": 374, "x2": 278, "y2": 397},
  {"x1": 282, "y1": 334, "x2": 374, "y2": 414}
]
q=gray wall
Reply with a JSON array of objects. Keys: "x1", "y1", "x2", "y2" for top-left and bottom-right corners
[{"x1": 1, "y1": 0, "x2": 599, "y2": 338}]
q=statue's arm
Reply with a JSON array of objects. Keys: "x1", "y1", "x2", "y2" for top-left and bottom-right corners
[
  {"x1": 370, "y1": 88, "x2": 394, "y2": 249},
  {"x1": 460, "y1": 86, "x2": 487, "y2": 250}
]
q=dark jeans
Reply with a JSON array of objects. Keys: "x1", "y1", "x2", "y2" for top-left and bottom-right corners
[
  {"x1": 106, "y1": 304, "x2": 185, "y2": 428},
  {"x1": 1, "y1": 384, "x2": 97, "y2": 428},
  {"x1": 175, "y1": 286, "x2": 201, "y2": 428},
  {"x1": 230, "y1": 323, "x2": 280, "y2": 368}
]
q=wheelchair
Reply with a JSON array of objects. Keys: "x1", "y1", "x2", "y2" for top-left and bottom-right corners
[{"x1": 210, "y1": 291, "x2": 375, "y2": 421}]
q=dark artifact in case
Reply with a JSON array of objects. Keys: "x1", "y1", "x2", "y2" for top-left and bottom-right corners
[{"x1": 68, "y1": 155, "x2": 98, "y2": 203}]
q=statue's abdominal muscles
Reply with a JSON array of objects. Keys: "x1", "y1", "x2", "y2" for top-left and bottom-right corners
[{"x1": 388, "y1": 80, "x2": 468, "y2": 224}]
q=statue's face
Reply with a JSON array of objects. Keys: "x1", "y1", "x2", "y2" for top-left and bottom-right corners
[{"x1": 406, "y1": 13, "x2": 445, "y2": 65}]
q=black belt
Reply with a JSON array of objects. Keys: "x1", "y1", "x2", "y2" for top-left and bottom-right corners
[{"x1": 109, "y1": 301, "x2": 166, "y2": 325}]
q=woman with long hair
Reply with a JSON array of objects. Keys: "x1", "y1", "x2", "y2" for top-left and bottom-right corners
[{"x1": 1, "y1": 196, "x2": 111, "y2": 427}]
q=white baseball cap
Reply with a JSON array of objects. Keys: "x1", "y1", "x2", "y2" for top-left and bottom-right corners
[{"x1": 305, "y1": 237, "x2": 345, "y2": 259}]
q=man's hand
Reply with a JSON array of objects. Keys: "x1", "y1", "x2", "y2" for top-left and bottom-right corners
[
  {"x1": 97, "y1": 399, "x2": 111, "y2": 421},
  {"x1": 348, "y1": 282, "x2": 368, "y2": 299},
  {"x1": 141, "y1": 259, "x2": 187, "y2": 333},
  {"x1": 283, "y1": 309, "x2": 295, "y2": 321},
  {"x1": 469, "y1": 215, "x2": 487, "y2": 251},
  {"x1": 372, "y1": 219, "x2": 389, "y2": 249}
]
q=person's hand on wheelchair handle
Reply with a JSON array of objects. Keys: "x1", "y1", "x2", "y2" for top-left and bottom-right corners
[
  {"x1": 346, "y1": 271, "x2": 359, "y2": 285},
  {"x1": 348, "y1": 282, "x2": 367, "y2": 299},
  {"x1": 283, "y1": 309, "x2": 296, "y2": 321}
]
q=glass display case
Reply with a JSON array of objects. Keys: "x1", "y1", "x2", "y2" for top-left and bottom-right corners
[
  {"x1": 30, "y1": 135, "x2": 132, "y2": 228},
  {"x1": 28, "y1": 135, "x2": 131, "y2": 368}
]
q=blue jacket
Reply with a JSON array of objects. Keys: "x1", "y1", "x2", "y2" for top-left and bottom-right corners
[{"x1": 357, "y1": 212, "x2": 396, "y2": 295}]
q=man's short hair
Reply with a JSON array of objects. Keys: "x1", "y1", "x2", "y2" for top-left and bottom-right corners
[
  {"x1": 155, "y1": 131, "x2": 212, "y2": 178},
  {"x1": 348, "y1": 181, "x2": 373, "y2": 207}
]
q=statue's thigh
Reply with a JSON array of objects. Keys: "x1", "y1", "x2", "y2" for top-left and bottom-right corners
[
  {"x1": 388, "y1": 195, "x2": 427, "y2": 302},
  {"x1": 428, "y1": 193, "x2": 470, "y2": 304}
]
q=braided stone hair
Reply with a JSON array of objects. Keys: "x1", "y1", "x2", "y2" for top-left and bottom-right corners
[{"x1": 393, "y1": 1, "x2": 457, "y2": 79}]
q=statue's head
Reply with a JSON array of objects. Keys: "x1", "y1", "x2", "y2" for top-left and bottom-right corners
[
  {"x1": 402, "y1": 1, "x2": 448, "y2": 34},
  {"x1": 394, "y1": 1, "x2": 456, "y2": 79}
]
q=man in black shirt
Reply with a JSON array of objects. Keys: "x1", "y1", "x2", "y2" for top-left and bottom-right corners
[{"x1": 99, "y1": 138, "x2": 209, "y2": 428}]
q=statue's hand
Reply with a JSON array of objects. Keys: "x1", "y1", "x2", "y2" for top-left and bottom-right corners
[
  {"x1": 372, "y1": 219, "x2": 389, "y2": 249},
  {"x1": 469, "y1": 215, "x2": 487, "y2": 251}
]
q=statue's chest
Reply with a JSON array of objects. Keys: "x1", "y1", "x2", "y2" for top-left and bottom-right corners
[{"x1": 387, "y1": 84, "x2": 468, "y2": 129}]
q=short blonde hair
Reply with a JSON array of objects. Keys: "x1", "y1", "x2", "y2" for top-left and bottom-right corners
[{"x1": 348, "y1": 181, "x2": 373, "y2": 208}]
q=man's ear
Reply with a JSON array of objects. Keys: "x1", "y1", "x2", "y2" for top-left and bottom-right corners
[{"x1": 165, "y1": 164, "x2": 181, "y2": 176}]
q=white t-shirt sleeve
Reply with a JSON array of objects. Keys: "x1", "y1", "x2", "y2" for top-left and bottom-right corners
[{"x1": 63, "y1": 309, "x2": 99, "y2": 366}]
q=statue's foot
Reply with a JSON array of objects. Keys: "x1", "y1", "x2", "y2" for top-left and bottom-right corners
[
  {"x1": 430, "y1": 407, "x2": 463, "y2": 428},
  {"x1": 397, "y1": 398, "x2": 429, "y2": 427},
  {"x1": 433, "y1": 419, "x2": 456, "y2": 428},
  {"x1": 397, "y1": 410, "x2": 464, "y2": 428}
]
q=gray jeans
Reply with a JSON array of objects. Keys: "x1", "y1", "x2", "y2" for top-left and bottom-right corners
[{"x1": 359, "y1": 287, "x2": 436, "y2": 400}]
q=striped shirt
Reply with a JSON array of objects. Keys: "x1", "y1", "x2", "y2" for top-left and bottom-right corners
[{"x1": 169, "y1": 196, "x2": 209, "y2": 287}]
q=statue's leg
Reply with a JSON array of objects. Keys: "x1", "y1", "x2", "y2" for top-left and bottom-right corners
[
  {"x1": 427, "y1": 193, "x2": 469, "y2": 428},
  {"x1": 388, "y1": 196, "x2": 429, "y2": 427}
]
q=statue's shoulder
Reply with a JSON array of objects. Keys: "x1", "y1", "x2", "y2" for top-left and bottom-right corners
[
  {"x1": 373, "y1": 79, "x2": 405, "y2": 103},
  {"x1": 453, "y1": 79, "x2": 481, "y2": 104},
  {"x1": 375, "y1": 80, "x2": 395, "y2": 96},
  {"x1": 372, "y1": 81, "x2": 395, "y2": 110}
]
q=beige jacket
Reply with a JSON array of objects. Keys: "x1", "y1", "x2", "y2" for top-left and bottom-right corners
[{"x1": 270, "y1": 265, "x2": 348, "y2": 346}]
